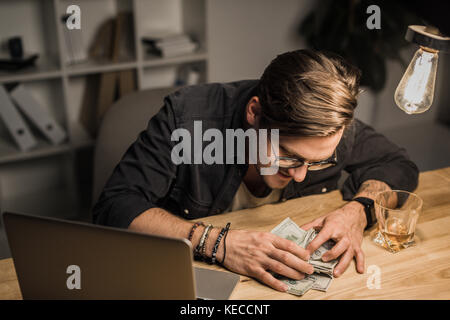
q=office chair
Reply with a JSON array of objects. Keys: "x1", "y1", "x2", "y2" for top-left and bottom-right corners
[{"x1": 92, "y1": 87, "x2": 175, "y2": 205}]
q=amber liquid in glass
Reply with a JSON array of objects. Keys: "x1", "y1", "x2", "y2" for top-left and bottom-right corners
[{"x1": 382, "y1": 218, "x2": 414, "y2": 248}]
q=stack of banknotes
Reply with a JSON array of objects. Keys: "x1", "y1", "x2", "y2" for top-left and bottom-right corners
[{"x1": 271, "y1": 217, "x2": 339, "y2": 296}]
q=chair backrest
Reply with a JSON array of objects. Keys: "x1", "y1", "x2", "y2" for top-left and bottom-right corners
[{"x1": 92, "y1": 87, "x2": 175, "y2": 204}]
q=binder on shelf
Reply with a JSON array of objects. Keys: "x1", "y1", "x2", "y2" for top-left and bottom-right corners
[
  {"x1": 10, "y1": 85, "x2": 67, "y2": 145},
  {"x1": 0, "y1": 85, "x2": 37, "y2": 152},
  {"x1": 142, "y1": 32, "x2": 198, "y2": 58},
  {"x1": 61, "y1": 14, "x2": 87, "y2": 65}
]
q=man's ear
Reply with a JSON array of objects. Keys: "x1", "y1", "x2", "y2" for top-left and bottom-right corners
[{"x1": 246, "y1": 96, "x2": 262, "y2": 127}]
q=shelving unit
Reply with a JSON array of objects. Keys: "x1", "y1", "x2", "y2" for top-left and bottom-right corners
[{"x1": 0, "y1": 0, "x2": 209, "y2": 219}]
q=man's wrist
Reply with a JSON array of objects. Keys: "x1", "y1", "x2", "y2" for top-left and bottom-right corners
[{"x1": 346, "y1": 200, "x2": 368, "y2": 228}]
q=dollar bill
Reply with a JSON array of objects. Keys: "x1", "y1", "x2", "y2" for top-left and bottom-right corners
[
  {"x1": 270, "y1": 218, "x2": 313, "y2": 295},
  {"x1": 284, "y1": 277, "x2": 316, "y2": 296},
  {"x1": 271, "y1": 217, "x2": 338, "y2": 296},
  {"x1": 304, "y1": 229, "x2": 338, "y2": 277},
  {"x1": 270, "y1": 217, "x2": 308, "y2": 246},
  {"x1": 308, "y1": 273, "x2": 333, "y2": 292},
  {"x1": 275, "y1": 272, "x2": 332, "y2": 295}
]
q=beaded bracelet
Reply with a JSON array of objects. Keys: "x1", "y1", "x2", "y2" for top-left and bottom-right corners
[
  {"x1": 201, "y1": 225, "x2": 214, "y2": 259},
  {"x1": 187, "y1": 222, "x2": 204, "y2": 243},
  {"x1": 211, "y1": 222, "x2": 231, "y2": 265},
  {"x1": 194, "y1": 224, "x2": 212, "y2": 259},
  {"x1": 220, "y1": 225, "x2": 231, "y2": 265}
]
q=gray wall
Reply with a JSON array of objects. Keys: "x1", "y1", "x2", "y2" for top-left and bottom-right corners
[
  {"x1": 208, "y1": 0, "x2": 314, "y2": 82},
  {"x1": 207, "y1": 0, "x2": 450, "y2": 172}
]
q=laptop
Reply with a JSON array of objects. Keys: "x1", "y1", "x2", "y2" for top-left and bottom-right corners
[{"x1": 2, "y1": 212, "x2": 240, "y2": 300}]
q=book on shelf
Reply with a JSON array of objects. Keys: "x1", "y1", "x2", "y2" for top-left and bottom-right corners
[
  {"x1": 10, "y1": 85, "x2": 67, "y2": 145},
  {"x1": 142, "y1": 32, "x2": 198, "y2": 58},
  {"x1": 0, "y1": 85, "x2": 37, "y2": 151}
]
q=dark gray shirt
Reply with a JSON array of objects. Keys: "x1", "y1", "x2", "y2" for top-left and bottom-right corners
[{"x1": 93, "y1": 80, "x2": 419, "y2": 228}]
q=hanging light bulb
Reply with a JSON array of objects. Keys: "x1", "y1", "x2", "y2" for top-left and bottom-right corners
[
  {"x1": 394, "y1": 26, "x2": 450, "y2": 115},
  {"x1": 395, "y1": 47, "x2": 438, "y2": 114}
]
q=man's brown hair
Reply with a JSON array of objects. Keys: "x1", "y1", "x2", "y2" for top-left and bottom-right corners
[{"x1": 257, "y1": 49, "x2": 361, "y2": 137}]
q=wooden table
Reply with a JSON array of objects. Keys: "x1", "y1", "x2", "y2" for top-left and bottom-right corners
[{"x1": 1, "y1": 167, "x2": 450, "y2": 300}]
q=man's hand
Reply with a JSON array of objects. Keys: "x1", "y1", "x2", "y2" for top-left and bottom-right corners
[
  {"x1": 301, "y1": 201, "x2": 367, "y2": 277},
  {"x1": 222, "y1": 229, "x2": 314, "y2": 292}
]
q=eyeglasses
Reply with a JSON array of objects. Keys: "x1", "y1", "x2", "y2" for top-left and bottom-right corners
[
  {"x1": 275, "y1": 150, "x2": 338, "y2": 170},
  {"x1": 270, "y1": 141, "x2": 338, "y2": 171}
]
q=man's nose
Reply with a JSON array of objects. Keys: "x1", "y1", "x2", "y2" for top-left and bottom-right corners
[{"x1": 288, "y1": 165, "x2": 308, "y2": 182}]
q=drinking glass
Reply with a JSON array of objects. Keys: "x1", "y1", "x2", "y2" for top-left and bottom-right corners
[{"x1": 372, "y1": 190, "x2": 423, "y2": 253}]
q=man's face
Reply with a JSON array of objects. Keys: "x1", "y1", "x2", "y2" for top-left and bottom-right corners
[
  {"x1": 259, "y1": 128, "x2": 344, "y2": 189},
  {"x1": 245, "y1": 95, "x2": 344, "y2": 189}
]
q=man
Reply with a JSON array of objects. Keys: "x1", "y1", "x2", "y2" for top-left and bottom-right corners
[{"x1": 93, "y1": 50, "x2": 419, "y2": 292}]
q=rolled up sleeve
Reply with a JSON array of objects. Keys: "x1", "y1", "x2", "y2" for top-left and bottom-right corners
[
  {"x1": 341, "y1": 119, "x2": 419, "y2": 201},
  {"x1": 92, "y1": 98, "x2": 177, "y2": 228}
]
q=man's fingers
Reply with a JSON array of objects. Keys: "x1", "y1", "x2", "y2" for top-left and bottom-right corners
[
  {"x1": 322, "y1": 237, "x2": 350, "y2": 262},
  {"x1": 306, "y1": 227, "x2": 332, "y2": 254},
  {"x1": 300, "y1": 217, "x2": 324, "y2": 231},
  {"x1": 355, "y1": 247, "x2": 365, "y2": 274},
  {"x1": 269, "y1": 249, "x2": 314, "y2": 275},
  {"x1": 334, "y1": 248, "x2": 353, "y2": 277},
  {"x1": 272, "y1": 236, "x2": 310, "y2": 261},
  {"x1": 299, "y1": 221, "x2": 316, "y2": 231},
  {"x1": 255, "y1": 269, "x2": 289, "y2": 292},
  {"x1": 264, "y1": 258, "x2": 306, "y2": 281}
]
